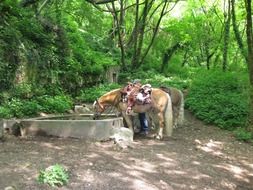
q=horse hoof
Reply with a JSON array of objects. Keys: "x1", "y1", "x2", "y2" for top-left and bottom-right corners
[{"x1": 154, "y1": 134, "x2": 163, "y2": 140}]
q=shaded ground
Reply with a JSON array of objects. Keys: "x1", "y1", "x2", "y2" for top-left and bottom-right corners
[{"x1": 0, "y1": 110, "x2": 253, "y2": 190}]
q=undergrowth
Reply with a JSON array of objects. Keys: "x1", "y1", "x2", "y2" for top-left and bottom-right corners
[
  {"x1": 38, "y1": 164, "x2": 69, "y2": 187},
  {"x1": 186, "y1": 69, "x2": 249, "y2": 130}
]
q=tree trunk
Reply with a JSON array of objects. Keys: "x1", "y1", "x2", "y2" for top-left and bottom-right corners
[
  {"x1": 181, "y1": 50, "x2": 188, "y2": 67},
  {"x1": 231, "y1": 0, "x2": 247, "y2": 63},
  {"x1": 140, "y1": 1, "x2": 168, "y2": 65},
  {"x1": 131, "y1": 0, "x2": 140, "y2": 69},
  {"x1": 204, "y1": 43, "x2": 211, "y2": 70},
  {"x1": 160, "y1": 43, "x2": 181, "y2": 72},
  {"x1": 245, "y1": 0, "x2": 253, "y2": 133},
  {"x1": 207, "y1": 50, "x2": 215, "y2": 70},
  {"x1": 223, "y1": 0, "x2": 231, "y2": 71},
  {"x1": 131, "y1": 0, "x2": 150, "y2": 69},
  {"x1": 111, "y1": 0, "x2": 126, "y2": 69}
]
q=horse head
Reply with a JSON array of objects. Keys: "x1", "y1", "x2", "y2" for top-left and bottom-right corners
[{"x1": 93, "y1": 99, "x2": 104, "y2": 119}]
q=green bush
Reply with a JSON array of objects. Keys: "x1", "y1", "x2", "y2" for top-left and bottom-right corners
[
  {"x1": 186, "y1": 70, "x2": 249, "y2": 129},
  {"x1": 166, "y1": 58, "x2": 192, "y2": 79},
  {"x1": 20, "y1": 100, "x2": 42, "y2": 117},
  {"x1": 6, "y1": 98, "x2": 25, "y2": 118},
  {"x1": 0, "y1": 107, "x2": 13, "y2": 118},
  {"x1": 37, "y1": 95, "x2": 73, "y2": 113},
  {"x1": 38, "y1": 164, "x2": 69, "y2": 187},
  {"x1": 0, "y1": 92, "x2": 11, "y2": 105},
  {"x1": 0, "y1": 94, "x2": 73, "y2": 118},
  {"x1": 234, "y1": 128, "x2": 252, "y2": 142},
  {"x1": 77, "y1": 83, "x2": 121, "y2": 102},
  {"x1": 119, "y1": 70, "x2": 189, "y2": 90},
  {"x1": 10, "y1": 83, "x2": 33, "y2": 99},
  {"x1": 2, "y1": 98, "x2": 41, "y2": 118},
  {"x1": 144, "y1": 74, "x2": 189, "y2": 90}
]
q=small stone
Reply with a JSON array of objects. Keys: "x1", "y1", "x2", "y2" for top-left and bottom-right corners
[{"x1": 4, "y1": 186, "x2": 16, "y2": 190}]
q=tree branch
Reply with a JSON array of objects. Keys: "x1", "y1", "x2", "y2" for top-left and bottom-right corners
[
  {"x1": 140, "y1": 1, "x2": 168, "y2": 65},
  {"x1": 85, "y1": 0, "x2": 117, "y2": 5},
  {"x1": 36, "y1": 0, "x2": 50, "y2": 16},
  {"x1": 20, "y1": 0, "x2": 39, "y2": 7},
  {"x1": 86, "y1": 0, "x2": 144, "y2": 13}
]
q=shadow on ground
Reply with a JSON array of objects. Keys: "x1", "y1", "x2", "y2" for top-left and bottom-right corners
[{"x1": 0, "y1": 110, "x2": 253, "y2": 190}]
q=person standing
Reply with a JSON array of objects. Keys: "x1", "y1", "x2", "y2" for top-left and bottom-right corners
[
  {"x1": 132, "y1": 79, "x2": 149, "y2": 135},
  {"x1": 138, "y1": 112, "x2": 148, "y2": 135}
]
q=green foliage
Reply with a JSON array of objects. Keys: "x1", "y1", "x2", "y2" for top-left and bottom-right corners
[
  {"x1": 186, "y1": 70, "x2": 249, "y2": 129},
  {"x1": 77, "y1": 83, "x2": 121, "y2": 102},
  {"x1": 0, "y1": 92, "x2": 11, "y2": 105},
  {"x1": 10, "y1": 83, "x2": 33, "y2": 99},
  {"x1": 9, "y1": 83, "x2": 64, "y2": 100},
  {"x1": 0, "y1": 107, "x2": 13, "y2": 118},
  {"x1": 0, "y1": 93, "x2": 73, "y2": 118},
  {"x1": 165, "y1": 58, "x2": 194, "y2": 79},
  {"x1": 119, "y1": 70, "x2": 189, "y2": 90},
  {"x1": 20, "y1": 100, "x2": 42, "y2": 117},
  {"x1": 2, "y1": 98, "x2": 41, "y2": 118},
  {"x1": 38, "y1": 164, "x2": 69, "y2": 187},
  {"x1": 37, "y1": 95, "x2": 73, "y2": 113},
  {"x1": 234, "y1": 128, "x2": 252, "y2": 142},
  {"x1": 5, "y1": 98, "x2": 26, "y2": 118}
]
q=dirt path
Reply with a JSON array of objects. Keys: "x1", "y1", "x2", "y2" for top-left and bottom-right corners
[{"x1": 0, "y1": 110, "x2": 253, "y2": 190}]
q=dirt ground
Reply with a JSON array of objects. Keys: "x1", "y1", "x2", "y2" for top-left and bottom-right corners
[{"x1": 0, "y1": 110, "x2": 253, "y2": 190}]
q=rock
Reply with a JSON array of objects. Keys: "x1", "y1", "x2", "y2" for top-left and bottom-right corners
[
  {"x1": 2, "y1": 120, "x2": 21, "y2": 136},
  {"x1": 110, "y1": 127, "x2": 133, "y2": 149},
  {"x1": 74, "y1": 105, "x2": 92, "y2": 114},
  {"x1": 4, "y1": 186, "x2": 16, "y2": 190}
]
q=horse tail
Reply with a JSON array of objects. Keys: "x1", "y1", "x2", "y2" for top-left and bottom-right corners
[
  {"x1": 164, "y1": 93, "x2": 173, "y2": 136},
  {"x1": 178, "y1": 90, "x2": 184, "y2": 126}
]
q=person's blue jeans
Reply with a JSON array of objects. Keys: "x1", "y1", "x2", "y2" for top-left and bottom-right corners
[{"x1": 139, "y1": 113, "x2": 148, "y2": 132}]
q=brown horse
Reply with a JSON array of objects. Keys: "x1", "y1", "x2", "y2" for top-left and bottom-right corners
[
  {"x1": 93, "y1": 88, "x2": 173, "y2": 139},
  {"x1": 160, "y1": 86, "x2": 184, "y2": 128},
  {"x1": 122, "y1": 84, "x2": 184, "y2": 128}
]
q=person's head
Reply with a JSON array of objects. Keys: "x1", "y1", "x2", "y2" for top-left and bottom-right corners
[
  {"x1": 142, "y1": 84, "x2": 151, "y2": 89},
  {"x1": 132, "y1": 79, "x2": 141, "y2": 86}
]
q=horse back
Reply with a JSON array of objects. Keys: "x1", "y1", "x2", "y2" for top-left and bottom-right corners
[
  {"x1": 160, "y1": 86, "x2": 182, "y2": 106},
  {"x1": 151, "y1": 88, "x2": 170, "y2": 108}
]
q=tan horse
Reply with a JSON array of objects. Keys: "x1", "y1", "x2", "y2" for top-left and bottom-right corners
[
  {"x1": 93, "y1": 88, "x2": 173, "y2": 139},
  {"x1": 160, "y1": 86, "x2": 184, "y2": 128}
]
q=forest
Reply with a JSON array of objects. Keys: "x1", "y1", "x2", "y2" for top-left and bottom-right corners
[{"x1": 0, "y1": 0, "x2": 253, "y2": 141}]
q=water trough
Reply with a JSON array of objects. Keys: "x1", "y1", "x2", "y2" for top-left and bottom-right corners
[{"x1": 2, "y1": 114, "x2": 124, "y2": 141}]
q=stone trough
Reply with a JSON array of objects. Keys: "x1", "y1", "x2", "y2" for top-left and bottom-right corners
[{"x1": 1, "y1": 114, "x2": 125, "y2": 141}]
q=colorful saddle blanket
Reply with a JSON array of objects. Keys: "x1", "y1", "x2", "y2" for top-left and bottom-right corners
[{"x1": 121, "y1": 82, "x2": 152, "y2": 113}]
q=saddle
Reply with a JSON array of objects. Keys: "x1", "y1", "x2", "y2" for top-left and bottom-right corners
[{"x1": 121, "y1": 82, "x2": 152, "y2": 113}]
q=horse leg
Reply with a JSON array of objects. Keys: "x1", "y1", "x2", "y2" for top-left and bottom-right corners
[
  {"x1": 122, "y1": 112, "x2": 134, "y2": 132},
  {"x1": 155, "y1": 112, "x2": 164, "y2": 140},
  {"x1": 146, "y1": 112, "x2": 155, "y2": 130},
  {"x1": 173, "y1": 106, "x2": 178, "y2": 128}
]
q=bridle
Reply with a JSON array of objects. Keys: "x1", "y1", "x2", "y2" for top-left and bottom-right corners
[
  {"x1": 93, "y1": 97, "x2": 118, "y2": 119},
  {"x1": 95, "y1": 99, "x2": 104, "y2": 111},
  {"x1": 93, "y1": 90, "x2": 122, "y2": 120},
  {"x1": 93, "y1": 99, "x2": 104, "y2": 120}
]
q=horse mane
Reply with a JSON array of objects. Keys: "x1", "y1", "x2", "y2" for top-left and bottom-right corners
[
  {"x1": 159, "y1": 86, "x2": 171, "y2": 95},
  {"x1": 99, "y1": 88, "x2": 122, "y2": 105}
]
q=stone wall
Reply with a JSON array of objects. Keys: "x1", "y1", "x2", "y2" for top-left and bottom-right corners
[{"x1": 104, "y1": 65, "x2": 120, "y2": 83}]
